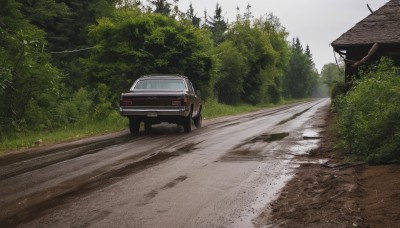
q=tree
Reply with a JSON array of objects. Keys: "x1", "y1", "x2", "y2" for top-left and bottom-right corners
[
  {"x1": 148, "y1": 0, "x2": 179, "y2": 16},
  {"x1": 214, "y1": 41, "x2": 247, "y2": 104},
  {"x1": 243, "y1": 3, "x2": 253, "y2": 21},
  {"x1": 115, "y1": 0, "x2": 142, "y2": 8},
  {"x1": 0, "y1": 0, "x2": 62, "y2": 135},
  {"x1": 16, "y1": 0, "x2": 115, "y2": 91},
  {"x1": 83, "y1": 10, "x2": 215, "y2": 100},
  {"x1": 224, "y1": 19, "x2": 279, "y2": 104},
  {"x1": 320, "y1": 63, "x2": 343, "y2": 87},
  {"x1": 186, "y1": 2, "x2": 201, "y2": 27},
  {"x1": 206, "y1": 3, "x2": 227, "y2": 45},
  {"x1": 283, "y1": 38, "x2": 318, "y2": 99},
  {"x1": 254, "y1": 14, "x2": 290, "y2": 104}
]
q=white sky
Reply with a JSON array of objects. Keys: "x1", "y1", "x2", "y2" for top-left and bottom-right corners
[{"x1": 178, "y1": 0, "x2": 390, "y2": 72}]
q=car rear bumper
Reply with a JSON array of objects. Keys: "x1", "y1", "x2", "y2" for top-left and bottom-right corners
[{"x1": 120, "y1": 107, "x2": 189, "y2": 117}]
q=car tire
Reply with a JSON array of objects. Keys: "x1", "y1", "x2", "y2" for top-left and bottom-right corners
[
  {"x1": 194, "y1": 113, "x2": 202, "y2": 128},
  {"x1": 183, "y1": 113, "x2": 192, "y2": 133},
  {"x1": 129, "y1": 118, "x2": 140, "y2": 135}
]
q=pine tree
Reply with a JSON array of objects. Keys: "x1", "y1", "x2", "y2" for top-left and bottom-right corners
[
  {"x1": 283, "y1": 38, "x2": 317, "y2": 98},
  {"x1": 186, "y1": 2, "x2": 201, "y2": 27},
  {"x1": 206, "y1": 3, "x2": 227, "y2": 45}
]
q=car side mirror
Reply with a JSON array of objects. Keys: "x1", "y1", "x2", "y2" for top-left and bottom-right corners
[{"x1": 196, "y1": 90, "x2": 201, "y2": 96}]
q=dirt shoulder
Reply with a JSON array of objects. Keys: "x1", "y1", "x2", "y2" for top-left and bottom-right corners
[{"x1": 255, "y1": 110, "x2": 400, "y2": 228}]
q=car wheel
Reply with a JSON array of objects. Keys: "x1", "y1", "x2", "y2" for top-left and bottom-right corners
[
  {"x1": 129, "y1": 118, "x2": 140, "y2": 135},
  {"x1": 183, "y1": 113, "x2": 192, "y2": 133},
  {"x1": 194, "y1": 113, "x2": 202, "y2": 128}
]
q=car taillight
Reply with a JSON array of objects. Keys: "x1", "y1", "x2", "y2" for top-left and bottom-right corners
[
  {"x1": 120, "y1": 100, "x2": 133, "y2": 106},
  {"x1": 183, "y1": 95, "x2": 188, "y2": 106}
]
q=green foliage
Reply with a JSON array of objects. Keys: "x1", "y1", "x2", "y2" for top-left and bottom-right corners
[
  {"x1": 320, "y1": 63, "x2": 343, "y2": 87},
  {"x1": 214, "y1": 41, "x2": 246, "y2": 105},
  {"x1": 186, "y1": 2, "x2": 201, "y2": 28},
  {"x1": 0, "y1": 0, "x2": 63, "y2": 136},
  {"x1": 203, "y1": 99, "x2": 262, "y2": 119},
  {"x1": 283, "y1": 38, "x2": 318, "y2": 99},
  {"x1": 206, "y1": 3, "x2": 228, "y2": 45},
  {"x1": 84, "y1": 10, "x2": 215, "y2": 99},
  {"x1": 92, "y1": 83, "x2": 113, "y2": 121},
  {"x1": 224, "y1": 18, "x2": 286, "y2": 105},
  {"x1": 330, "y1": 80, "x2": 347, "y2": 100},
  {"x1": 149, "y1": 0, "x2": 174, "y2": 15},
  {"x1": 0, "y1": 112, "x2": 128, "y2": 151},
  {"x1": 335, "y1": 58, "x2": 400, "y2": 164},
  {"x1": 56, "y1": 100, "x2": 80, "y2": 125},
  {"x1": 17, "y1": 0, "x2": 115, "y2": 91}
]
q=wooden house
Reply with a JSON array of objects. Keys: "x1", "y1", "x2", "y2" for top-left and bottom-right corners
[{"x1": 332, "y1": 0, "x2": 400, "y2": 83}]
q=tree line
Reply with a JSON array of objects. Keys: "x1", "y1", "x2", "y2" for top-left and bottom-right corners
[{"x1": 0, "y1": 0, "x2": 329, "y2": 138}]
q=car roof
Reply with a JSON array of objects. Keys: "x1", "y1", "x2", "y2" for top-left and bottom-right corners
[{"x1": 139, "y1": 74, "x2": 188, "y2": 80}]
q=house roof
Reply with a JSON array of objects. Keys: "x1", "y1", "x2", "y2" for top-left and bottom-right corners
[{"x1": 332, "y1": 0, "x2": 400, "y2": 48}]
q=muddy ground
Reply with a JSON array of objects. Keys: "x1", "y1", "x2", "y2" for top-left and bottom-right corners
[{"x1": 255, "y1": 111, "x2": 400, "y2": 228}]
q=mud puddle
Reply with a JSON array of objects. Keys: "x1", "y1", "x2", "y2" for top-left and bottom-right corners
[
  {"x1": 219, "y1": 133, "x2": 290, "y2": 162},
  {"x1": 249, "y1": 133, "x2": 290, "y2": 143},
  {"x1": 0, "y1": 142, "x2": 200, "y2": 227}
]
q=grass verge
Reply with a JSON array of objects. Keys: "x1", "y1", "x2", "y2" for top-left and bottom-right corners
[{"x1": 0, "y1": 114, "x2": 128, "y2": 153}]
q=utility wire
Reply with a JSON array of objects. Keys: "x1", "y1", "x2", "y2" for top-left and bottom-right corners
[{"x1": 50, "y1": 46, "x2": 96, "y2": 54}]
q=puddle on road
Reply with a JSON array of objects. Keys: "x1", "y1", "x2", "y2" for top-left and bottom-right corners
[
  {"x1": 175, "y1": 143, "x2": 199, "y2": 154},
  {"x1": 294, "y1": 158, "x2": 329, "y2": 165},
  {"x1": 219, "y1": 133, "x2": 290, "y2": 162},
  {"x1": 230, "y1": 150, "x2": 261, "y2": 157},
  {"x1": 288, "y1": 139, "x2": 320, "y2": 156},
  {"x1": 249, "y1": 133, "x2": 290, "y2": 143},
  {"x1": 302, "y1": 128, "x2": 323, "y2": 140}
]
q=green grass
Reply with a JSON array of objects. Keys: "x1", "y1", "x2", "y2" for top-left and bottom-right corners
[
  {"x1": 0, "y1": 98, "x2": 311, "y2": 153},
  {"x1": 0, "y1": 114, "x2": 128, "y2": 153}
]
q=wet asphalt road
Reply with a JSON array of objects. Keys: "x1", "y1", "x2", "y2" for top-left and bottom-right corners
[{"x1": 0, "y1": 98, "x2": 330, "y2": 227}]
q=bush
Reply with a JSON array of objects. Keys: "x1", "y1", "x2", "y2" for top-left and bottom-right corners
[
  {"x1": 56, "y1": 101, "x2": 80, "y2": 125},
  {"x1": 335, "y1": 58, "x2": 400, "y2": 164},
  {"x1": 330, "y1": 80, "x2": 346, "y2": 100},
  {"x1": 93, "y1": 102, "x2": 113, "y2": 121}
]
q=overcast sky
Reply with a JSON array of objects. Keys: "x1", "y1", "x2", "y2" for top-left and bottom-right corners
[{"x1": 177, "y1": 0, "x2": 390, "y2": 72}]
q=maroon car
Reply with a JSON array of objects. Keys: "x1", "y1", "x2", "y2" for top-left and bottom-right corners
[{"x1": 120, "y1": 74, "x2": 203, "y2": 134}]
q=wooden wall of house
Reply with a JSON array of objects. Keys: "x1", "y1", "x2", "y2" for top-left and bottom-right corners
[{"x1": 343, "y1": 44, "x2": 400, "y2": 84}]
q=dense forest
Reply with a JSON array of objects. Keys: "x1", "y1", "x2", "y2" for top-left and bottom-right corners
[{"x1": 0, "y1": 0, "x2": 334, "y2": 140}]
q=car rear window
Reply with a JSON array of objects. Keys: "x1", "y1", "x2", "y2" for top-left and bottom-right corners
[{"x1": 133, "y1": 79, "x2": 186, "y2": 90}]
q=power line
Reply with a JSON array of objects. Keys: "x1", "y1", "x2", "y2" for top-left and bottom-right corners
[{"x1": 50, "y1": 46, "x2": 96, "y2": 54}]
